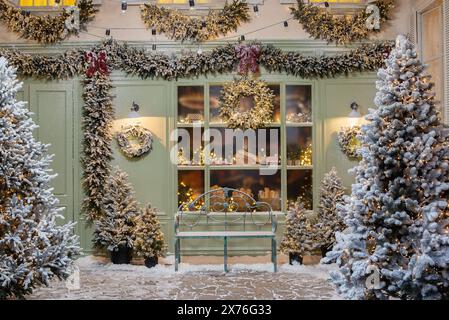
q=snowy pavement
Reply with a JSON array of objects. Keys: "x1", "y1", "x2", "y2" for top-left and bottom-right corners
[{"x1": 29, "y1": 256, "x2": 340, "y2": 300}]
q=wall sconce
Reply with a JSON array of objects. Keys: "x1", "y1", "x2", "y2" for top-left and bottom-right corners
[
  {"x1": 128, "y1": 101, "x2": 141, "y2": 119},
  {"x1": 347, "y1": 101, "x2": 362, "y2": 128},
  {"x1": 338, "y1": 101, "x2": 363, "y2": 159}
]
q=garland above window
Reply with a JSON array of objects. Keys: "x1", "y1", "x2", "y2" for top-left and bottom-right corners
[
  {"x1": 140, "y1": 0, "x2": 250, "y2": 43},
  {"x1": 0, "y1": 40, "x2": 392, "y2": 80},
  {"x1": 290, "y1": 0, "x2": 394, "y2": 45},
  {"x1": 0, "y1": 0, "x2": 97, "y2": 45}
]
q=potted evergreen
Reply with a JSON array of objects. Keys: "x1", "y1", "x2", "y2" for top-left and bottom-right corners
[
  {"x1": 280, "y1": 200, "x2": 314, "y2": 265},
  {"x1": 312, "y1": 168, "x2": 346, "y2": 258},
  {"x1": 93, "y1": 167, "x2": 139, "y2": 264},
  {"x1": 134, "y1": 204, "x2": 167, "y2": 268}
]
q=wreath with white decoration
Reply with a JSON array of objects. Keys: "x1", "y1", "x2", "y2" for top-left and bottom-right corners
[
  {"x1": 116, "y1": 125, "x2": 153, "y2": 158},
  {"x1": 290, "y1": 0, "x2": 394, "y2": 45},
  {"x1": 219, "y1": 78, "x2": 274, "y2": 130},
  {"x1": 338, "y1": 126, "x2": 362, "y2": 159}
]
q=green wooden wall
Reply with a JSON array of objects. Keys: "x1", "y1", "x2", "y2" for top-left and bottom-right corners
[{"x1": 18, "y1": 71, "x2": 378, "y2": 256}]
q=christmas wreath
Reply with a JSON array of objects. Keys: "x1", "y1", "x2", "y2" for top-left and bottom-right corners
[
  {"x1": 219, "y1": 78, "x2": 274, "y2": 130},
  {"x1": 290, "y1": 0, "x2": 394, "y2": 45},
  {"x1": 116, "y1": 125, "x2": 153, "y2": 158},
  {"x1": 338, "y1": 126, "x2": 362, "y2": 159},
  {"x1": 140, "y1": 0, "x2": 250, "y2": 43},
  {"x1": 0, "y1": 0, "x2": 97, "y2": 44}
]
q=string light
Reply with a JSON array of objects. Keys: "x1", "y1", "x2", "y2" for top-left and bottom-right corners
[
  {"x1": 253, "y1": 5, "x2": 259, "y2": 18},
  {"x1": 85, "y1": 16, "x2": 295, "y2": 43},
  {"x1": 121, "y1": 0, "x2": 128, "y2": 14}
]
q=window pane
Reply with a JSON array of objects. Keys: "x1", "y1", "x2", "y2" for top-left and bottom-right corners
[
  {"x1": 286, "y1": 127, "x2": 313, "y2": 166},
  {"x1": 287, "y1": 170, "x2": 313, "y2": 210},
  {"x1": 19, "y1": 0, "x2": 34, "y2": 6},
  {"x1": 286, "y1": 85, "x2": 312, "y2": 123},
  {"x1": 207, "y1": 127, "x2": 280, "y2": 166},
  {"x1": 177, "y1": 127, "x2": 204, "y2": 166},
  {"x1": 210, "y1": 170, "x2": 281, "y2": 211},
  {"x1": 209, "y1": 85, "x2": 223, "y2": 123},
  {"x1": 178, "y1": 86, "x2": 204, "y2": 124},
  {"x1": 178, "y1": 170, "x2": 204, "y2": 210}
]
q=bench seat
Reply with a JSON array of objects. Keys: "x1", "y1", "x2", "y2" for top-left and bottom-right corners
[{"x1": 176, "y1": 231, "x2": 275, "y2": 239}]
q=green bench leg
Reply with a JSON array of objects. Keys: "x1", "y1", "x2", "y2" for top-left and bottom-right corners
[
  {"x1": 175, "y1": 238, "x2": 180, "y2": 272},
  {"x1": 224, "y1": 236, "x2": 228, "y2": 273},
  {"x1": 272, "y1": 237, "x2": 277, "y2": 273}
]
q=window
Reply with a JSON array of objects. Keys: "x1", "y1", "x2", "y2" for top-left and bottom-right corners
[
  {"x1": 156, "y1": 0, "x2": 210, "y2": 4},
  {"x1": 18, "y1": 0, "x2": 76, "y2": 6},
  {"x1": 280, "y1": 0, "x2": 365, "y2": 8},
  {"x1": 175, "y1": 82, "x2": 314, "y2": 213}
]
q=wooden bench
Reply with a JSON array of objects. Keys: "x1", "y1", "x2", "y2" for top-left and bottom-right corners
[{"x1": 174, "y1": 187, "x2": 277, "y2": 272}]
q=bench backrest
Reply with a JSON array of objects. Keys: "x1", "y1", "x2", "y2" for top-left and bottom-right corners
[{"x1": 175, "y1": 187, "x2": 276, "y2": 233}]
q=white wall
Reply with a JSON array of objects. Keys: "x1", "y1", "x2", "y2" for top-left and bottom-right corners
[{"x1": 0, "y1": 0, "x2": 412, "y2": 43}]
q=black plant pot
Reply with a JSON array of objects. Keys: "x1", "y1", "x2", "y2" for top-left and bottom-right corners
[
  {"x1": 110, "y1": 246, "x2": 132, "y2": 264},
  {"x1": 144, "y1": 256, "x2": 158, "y2": 268},
  {"x1": 289, "y1": 252, "x2": 303, "y2": 265},
  {"x1": 320, "y1": 245, "x2": 331, "y2": 258}
]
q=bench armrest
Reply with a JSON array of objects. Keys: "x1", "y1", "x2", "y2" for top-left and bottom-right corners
[{"x1": 174, "y1": 213, "x2": 180, "y2": 235}]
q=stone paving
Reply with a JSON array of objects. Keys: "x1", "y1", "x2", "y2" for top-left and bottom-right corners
[{"x1": 28, "y1": 256, "x2": 340, "y2": 300}]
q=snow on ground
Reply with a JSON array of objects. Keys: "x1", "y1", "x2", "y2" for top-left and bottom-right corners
[{"x1": 29, "y1": 256, "x2": 340, "y2": 300}]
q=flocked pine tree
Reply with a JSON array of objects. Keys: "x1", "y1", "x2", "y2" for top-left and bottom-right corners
[
  {"x1": 280, "y1": 200, "x2": 315, "y2": 264},
  {"x1": 0, "y1": 57, "x2": 80, "y2": 299},
  {"x1": 134, "y1": 203, "x2": 166, "y2": 267},
  {"x1": 313, "y1": 168, "x2": 346, "y2": 257},
  {"x1": 328, "y1": 35, "x2": 449, "y2": 300},
  {"x1": 93, "y1": 167, "x2": 139, "y2": 256}
]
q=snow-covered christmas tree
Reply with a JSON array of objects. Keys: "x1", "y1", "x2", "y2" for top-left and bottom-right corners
[
  {"x1": 280, "y1": 200, "x2": 314, "y2": 264},
  {"x1": 313, "y1": 168, "x2": 346, "y2": 257},
  {"x1": 328, "y1": 35, "x2": 449, "y2": 300},
  {"x1": 93, "y1": 167, "x2": 139, "y2": 260},
  {"x1": 0, "y1": 57, "x2": 80, "y2": 299},
  {"x1": 134, "y1": 203, "x2": 166, "y2": 267}
]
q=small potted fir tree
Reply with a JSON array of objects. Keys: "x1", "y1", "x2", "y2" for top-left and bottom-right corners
[
  {"x1": 93, "y1": 167, "x2": 139, "y2": 264},
  {"x1": 134, "y1": 203, "x2": 167, "y2": 268},
  {"x1": 280, "y1": 199, "x2": 314, "y2": 265}
]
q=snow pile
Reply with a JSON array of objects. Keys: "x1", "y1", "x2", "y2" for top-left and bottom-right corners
[{"x1": 75, "y1": 255, "x2": 336, "y2": 280}]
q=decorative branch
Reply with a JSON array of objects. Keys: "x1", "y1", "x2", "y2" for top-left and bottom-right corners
[{"x1": 140, "y1": 0, "x2": 250, "y2": 43}]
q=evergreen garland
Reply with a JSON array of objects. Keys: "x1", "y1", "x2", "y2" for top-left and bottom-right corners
[
  {"x1": 0, "y1": 0, "x2": 97, "y2": 45},
  {"x1": 140, "y1": 0, "x2": 250, "y2": 43},
  {"x1": 290, "y1": 0, "x2": 394, "y2": 45},
  {"x1": 82, "y1": 58, "x2": 114, "y2": 222},
  {"x1": 0, "y1": 40, "x2": 392, "y2": 80}
]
